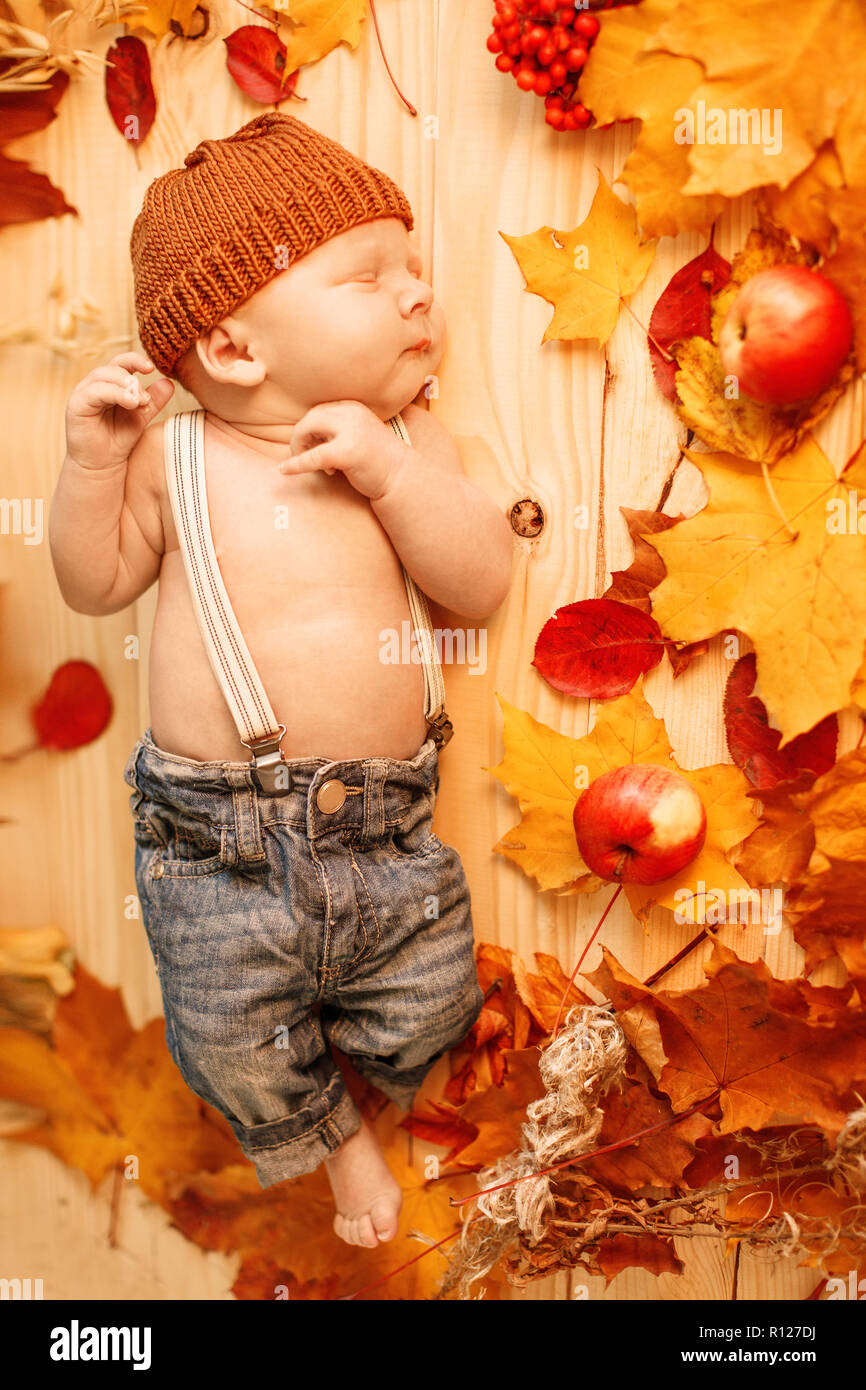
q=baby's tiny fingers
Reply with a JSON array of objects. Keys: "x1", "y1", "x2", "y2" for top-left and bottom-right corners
[{"x1": 107, "y1": 351, "x2": 156, "y2": 373}]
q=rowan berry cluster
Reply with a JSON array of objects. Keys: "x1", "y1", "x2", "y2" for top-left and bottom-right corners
[{"x1": 487, "y1": 1, "x2": 602, "y2": 131}]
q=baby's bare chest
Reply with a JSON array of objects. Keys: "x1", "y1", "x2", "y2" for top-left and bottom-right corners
[{"x1": 160, "y1": 442, "x2": 403, "y2": 604}]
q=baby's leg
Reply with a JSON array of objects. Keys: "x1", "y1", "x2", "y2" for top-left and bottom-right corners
[{"x1": 323, "y1": 1112, "x2": 402, "y2": 1248}]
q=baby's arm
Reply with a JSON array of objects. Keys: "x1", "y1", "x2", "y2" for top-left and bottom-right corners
[
  {"x1": 371, "y1": 402, "x2": 513, "y2": 620},
  {"x1": 49, "y1": 354, "x2": 174, "y2": 615}
]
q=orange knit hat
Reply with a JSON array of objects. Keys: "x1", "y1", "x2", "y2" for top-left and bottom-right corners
[{"x1": 130, "y1": 111, "x2": 415, "y2": 377}]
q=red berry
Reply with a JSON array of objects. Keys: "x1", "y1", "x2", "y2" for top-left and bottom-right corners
[
  {"x1": 549, "y1": 59, "x2": 567, "y2": 83},
  {"x1": 534, "y1": 71, "x2": 553, "y2": 94},
  {"x1": 566, "y1": 45, "x2": 588, "y2": 70},
  {"x1": 516, "y1": 67, "x2": 537, "y2": 91},
  {"x1": 487, "y1": 32, "x2": 504, "y2": 53},
  {"x1": 546, "y1": 106, "x2": 566, "y2": 129},
  {"x1": 575, "y1": 13, "x2": 600, "y2": 40},
  {"x1": 539, "y1": 0, "x2": 558, "y2": 13},
  {"x1": 537, "y1": 42, "x2": 556, "y2": 64},
  {"x1": 572, "y1": 102, "x2": 592, "y2": 128},
  {"x1": 495, "y1": 52, "x2": 516, "y2": 71},
  {"x1": 501, "y1": 21, "x2": 521, "y2": 39}
]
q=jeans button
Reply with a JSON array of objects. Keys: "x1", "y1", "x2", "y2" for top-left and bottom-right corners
[{"x1": 316, "y1": 778, "x2": 347, "y2": 813}]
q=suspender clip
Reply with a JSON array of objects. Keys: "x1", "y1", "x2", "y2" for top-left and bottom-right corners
[
  {"x1": 426, "y1": 709, "x2": 454, "y2": 749},
  {"x1": 240, "y1": 724, "x2": 292, "y2": 795}
]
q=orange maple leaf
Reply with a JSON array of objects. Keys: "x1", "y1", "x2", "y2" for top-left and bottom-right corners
[{"x1": 588, "y1": 940, "x2": 866, "y2": 1141}]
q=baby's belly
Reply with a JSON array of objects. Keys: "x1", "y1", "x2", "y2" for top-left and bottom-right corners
[{"x1": 147, "y1": 554, "x2": 431, "y2": 763}]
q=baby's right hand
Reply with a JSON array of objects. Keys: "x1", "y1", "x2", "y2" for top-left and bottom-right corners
[{"x1": 64, "y1": 352, "x2": 175, "y2": 470}]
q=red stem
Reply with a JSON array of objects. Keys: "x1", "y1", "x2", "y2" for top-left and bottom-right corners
[
  {"x1": 551, "y1": 883, "x2": 622, "y2": 1042},
  {"x1": 369, "y1": 0, "x2": 417, "y2": 116},
  {"x1": 234, "y1": 0, "x2": 278, "y2": 23},
  {"x1": 805, "y1": 1276, "x2": 828, "y2": 1300},
  {"x1": 0, "y1": 740, "x2": 40, "y2": 762},
  {"x1": 342, "y1": 1225, "x2": 462, "y2": 1300},
  {"x1": 620, "y1": 297, "x2": 675, "y2": 363},
  {"x1": 644, "y1": 924, "x2": 718, "y2": 988}
]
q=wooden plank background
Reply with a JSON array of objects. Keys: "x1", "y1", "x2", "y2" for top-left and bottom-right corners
[{"x1": 2, "y1": 0, "x2": 861, "y2": 1299}]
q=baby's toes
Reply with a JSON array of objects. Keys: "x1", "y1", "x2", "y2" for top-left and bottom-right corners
[
  {"x1": 370, "y1": 1195, "x2": 400, "y2": 1242},
  {"x1": 333, "y1": 1212, "x2": 377, "y2": 1248},
  {"x1": 355, "y1": 1213, "x2": 379, "y2": 1248}
]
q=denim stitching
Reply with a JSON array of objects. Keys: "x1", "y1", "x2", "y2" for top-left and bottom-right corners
[
  {"x1": 307, "y1": 835, "x2": 335, "y2": 991},
  {"x1": 346, "y1": 843, "x2": 381, "y2": 962},
  {"x1": 338, "y1": 842, "x2": 370, "y2": 968}
]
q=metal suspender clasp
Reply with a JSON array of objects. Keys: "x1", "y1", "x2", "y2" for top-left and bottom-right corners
[
  {"x1": 240, "y1": 723, "x2": 292, "y2": 795},
  {"x1": 426, "y1": 708, "x2": 454, "y2": 749}
]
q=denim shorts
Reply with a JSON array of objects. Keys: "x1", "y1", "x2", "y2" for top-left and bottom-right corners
[{"x1": 122, "y1": 727, "x2": 484, "y2": 1188}]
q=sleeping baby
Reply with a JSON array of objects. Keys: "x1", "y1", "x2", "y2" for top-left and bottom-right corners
[{"x1": 48, "y1": 111, "x2": 512, "y2": 1250}]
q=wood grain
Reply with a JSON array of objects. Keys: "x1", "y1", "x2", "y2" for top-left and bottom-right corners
[{"x1": 1, "y1": 0, "x2": 860, "y2": 1301}]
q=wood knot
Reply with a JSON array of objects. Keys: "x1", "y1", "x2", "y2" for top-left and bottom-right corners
[{"x1": 510, "y1": 498, "x2": 545, "y2": 538}]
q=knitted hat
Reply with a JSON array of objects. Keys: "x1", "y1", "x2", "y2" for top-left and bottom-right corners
[{"x1": 130, "y1": 111, "x2": 415, "y2": 377}]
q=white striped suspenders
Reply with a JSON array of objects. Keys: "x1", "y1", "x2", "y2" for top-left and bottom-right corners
[{"x1": 163, "y1": 408, "x2": 453, "y2": 793}]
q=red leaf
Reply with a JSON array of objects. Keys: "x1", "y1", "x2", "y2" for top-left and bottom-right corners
[
  {"x1": 31, "y1": 661, "x2": 113, "y2": 751},
  {"x1": 224, "y1": 27, "x2": 299, "y2": 106},
  {"x1": 105, "y1": 37, "x2": 156, "y2": 148},
  {"x1": 648, "y1": 241, "x2": 731, "y2": 401},
  {"x1": 0, "y1": 72, "x2": 77, "y2": 229},
  {"x1": 723, "y1": 652, "x2": 837, "y2": 791},
  {"x1": 0, "y1": 153, "x2": 77, "y2": 227},
  {"x1": 0, "y1": 69, "x2": 69, "y2": 142},
  {"x1": 532, "y1": 598, "x2": 665, "y2": 699}
]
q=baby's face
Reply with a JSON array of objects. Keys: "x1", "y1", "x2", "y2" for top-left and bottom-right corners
[{"x1": 232, "y1": 217, "x2": 446, "y2": 418}]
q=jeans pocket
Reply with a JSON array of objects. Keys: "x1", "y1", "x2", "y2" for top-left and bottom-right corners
[
  {"x1": 153, "y1": 830, "x2": 229, "y2": 877},
  {"x1": 132, "y1": 792, "x2": 229, "y2": 878},
  {"x1": 388, "y1": 809, "x2": 450, "y2": 862}
]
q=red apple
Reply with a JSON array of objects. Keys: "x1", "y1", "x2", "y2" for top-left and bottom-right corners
[
  {"x1": 718, "y1": 265, "x2": 853, "y2": 407},
  {"x1": 573, "y1": 763, "x2": 707, "y2": 885}
]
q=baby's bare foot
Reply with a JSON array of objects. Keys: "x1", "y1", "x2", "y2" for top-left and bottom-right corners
[{"x1": 324, "y1": 1117, "x2": 402, "y2": 1248}]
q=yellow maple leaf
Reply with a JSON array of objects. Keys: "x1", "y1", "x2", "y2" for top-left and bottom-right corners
[
  {"x1": 486, "y1": 682, "x2": 757, "y2": 924},
  {"x1": 0, "y1": 1027, "x2": 128, "y2": 1186},
  {"x1": 580, "y1": 0, "x2": 725, "y2": 238},
  {"x1": 820, "y1": 188, "x2": 866, "y2": 373},
  {"x1": 758, "y1": 142, "x2": 844, "y2": 257},
  {"x1": 652, "y1": 0, "x2": 866, "y2": 198},
  {"x1": 128, "y1": 0, "x2": 202, "y2": 41},
  {"x1": 0, "y1": 966, "x2": 240, "y2": 1203},
  {"x1": 644, "y1": 436, "x2": 866, "y2": 747},
  {"x1": 255, "y1": 0, "x2": 368, "y2": 70},
  {"x1": 499, "y1": 171, "x2": 656, "y2": 346}
]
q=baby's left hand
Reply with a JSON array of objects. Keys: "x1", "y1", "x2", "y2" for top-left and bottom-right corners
[{"x1": 279, "y1": 401, "x2": 405, "y2": 500}]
